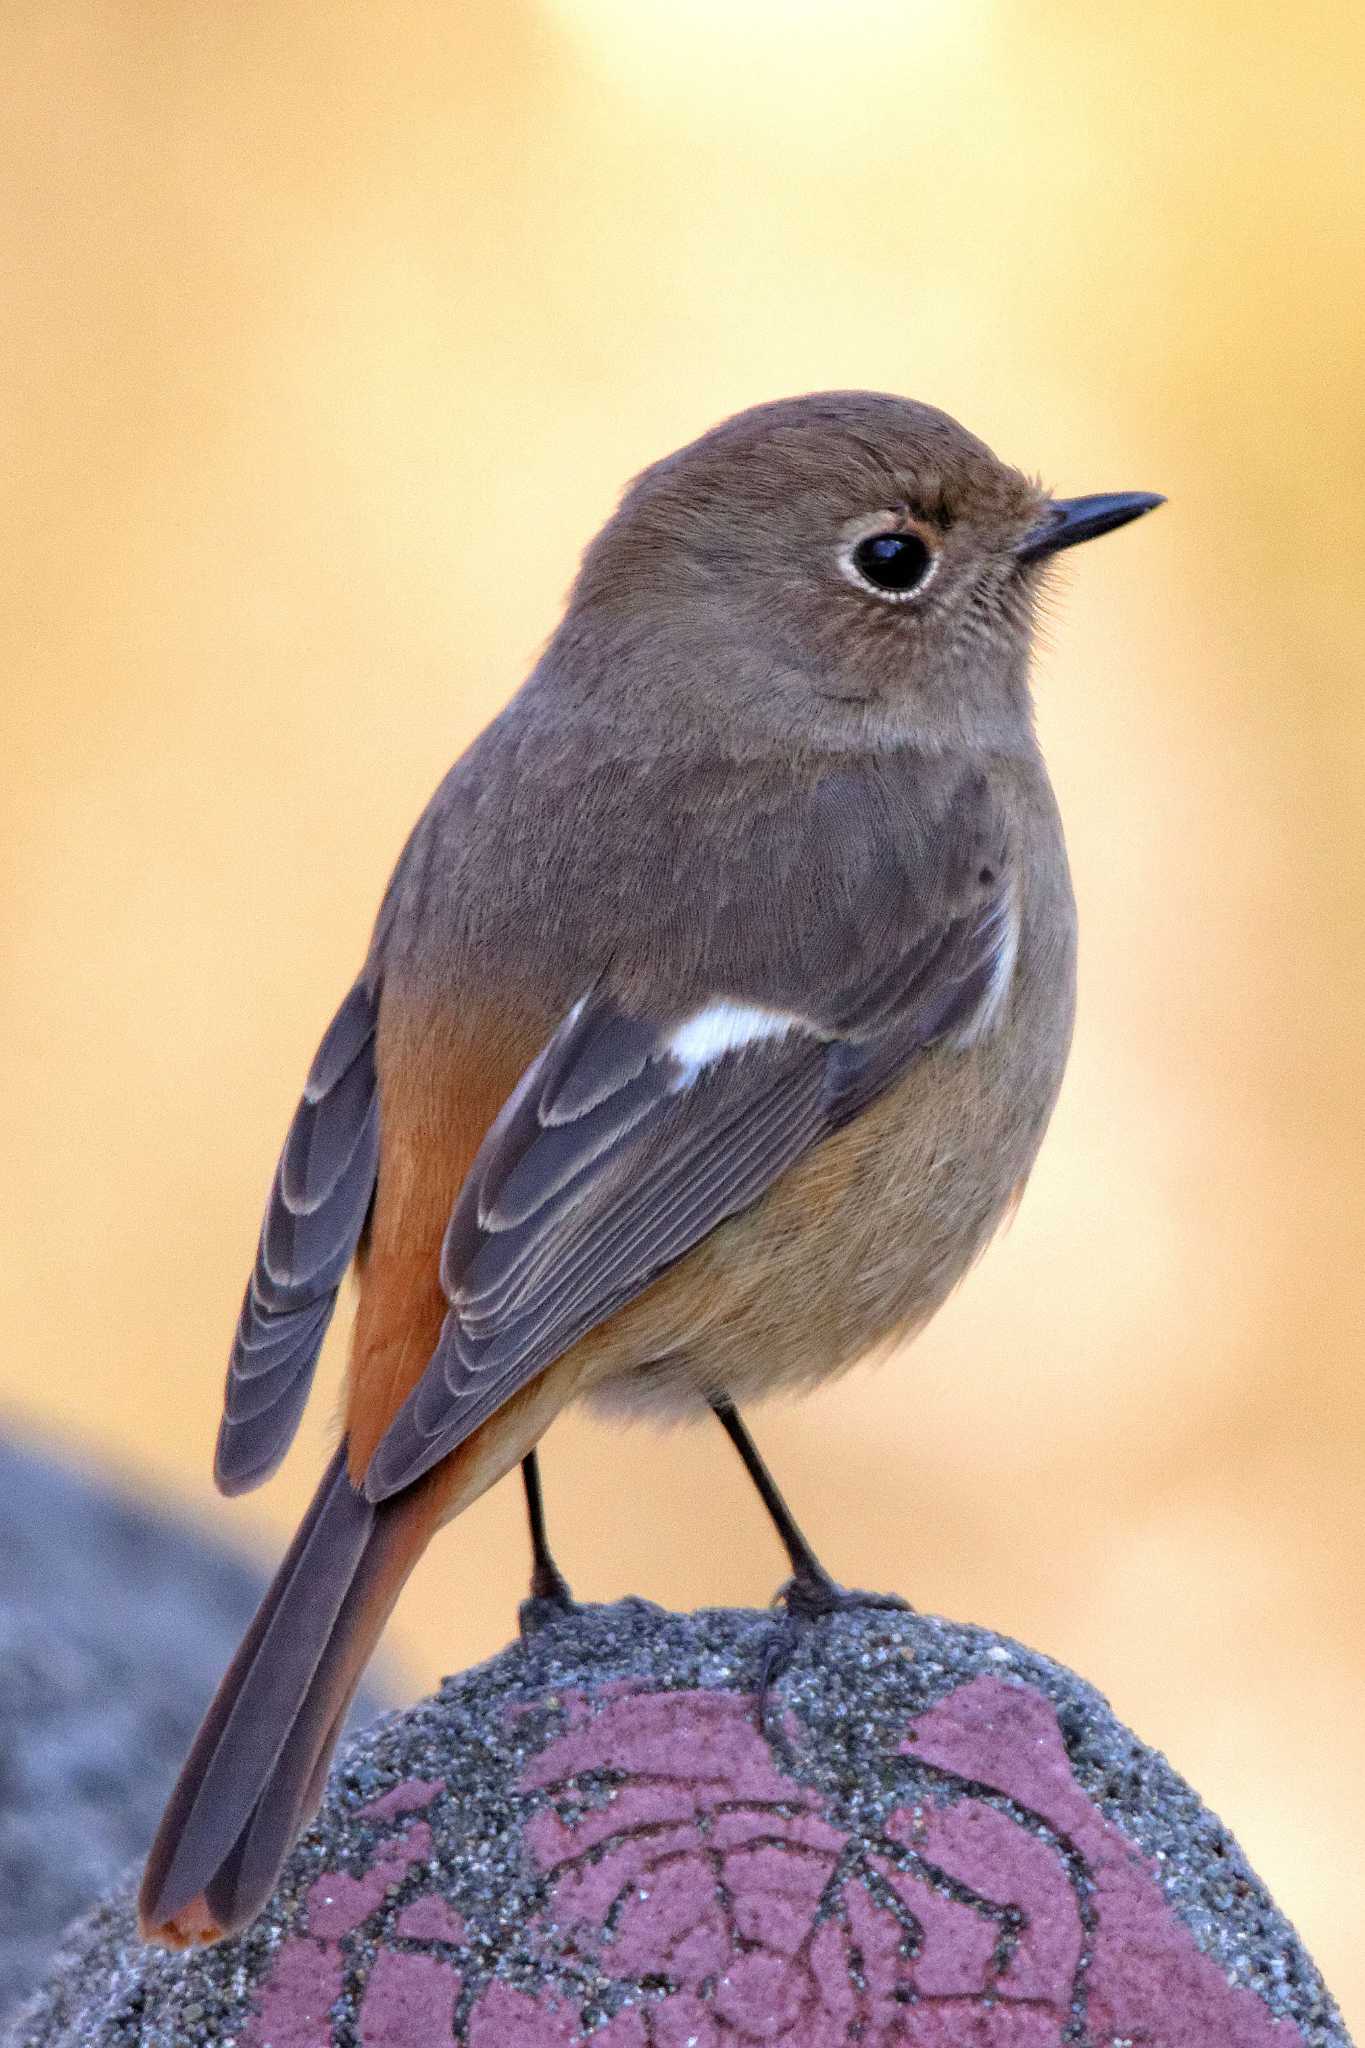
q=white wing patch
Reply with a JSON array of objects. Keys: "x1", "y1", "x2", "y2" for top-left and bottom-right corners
[
  {"x1": 667, "y1": 1001, "x2": 810, "y2": 1085},
  {"x1": 949, "y1": 887, "x2": 1020, "y2": 1048}
]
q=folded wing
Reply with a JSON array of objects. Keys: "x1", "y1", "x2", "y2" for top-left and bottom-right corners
[
  {"x1": 215, "y1": 979, "x2": 380, "y2": 1495},
  {"x1": 364, "y1": 809, "x2": 1015, "y2": 1502}
]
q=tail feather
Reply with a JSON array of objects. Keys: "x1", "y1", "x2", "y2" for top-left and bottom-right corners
[
  {"x1": 139, "y1": 1444, "x2": 426, "y2": 1947},
  {"x1": 202, "y1": 1506, "x2": 414, "y2": 1936}
]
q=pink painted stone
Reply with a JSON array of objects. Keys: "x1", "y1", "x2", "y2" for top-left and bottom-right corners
[
  {"x1": 11, "y1": 1607, "x2": 1339, "y2": 2048},
  {"x1": 514, "y1": 1681, "x2": 1301, "y2": 2043},
  {"x1": 241, "y1": 1815, "x2": 439, "y2": 2046},
  {"x1": 238, "y1": 1935, "x2": 340, "y2": 2048},
  {"x1": 358, "y1": 1949, "x2": 460, "y2": 2046},
  {"x1": 395, "y1": 1894, "x2": 467, "y2": 1941},
  {"x1": 303, "y1": 1820, "x2": 431, "y2": 1938},
  {"x1": 909, "y1": 1679, "x2": 1298, "y2": 2044},
  {"x1": 521, "y1": 1686, "x2": 1084, "y2": 2041},
  {"x1": 356, "y1": 1776, "x2": 446, "y2": 1822},
  {"x1": 465, "y1": 1981, "x2": 580, "y2": 2045},
  {"x1": 235, "y1": 1674, "x2": 1314, "y2": 2046}
]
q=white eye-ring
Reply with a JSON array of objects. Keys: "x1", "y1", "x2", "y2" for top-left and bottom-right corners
[{"x1": 839, "y1": 520, "x2": 940, "y2": 603}]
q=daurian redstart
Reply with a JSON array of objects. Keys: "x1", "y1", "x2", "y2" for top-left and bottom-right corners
[{"x1": 140, "y1": 392, "x2": 1161, "y2": 1945}]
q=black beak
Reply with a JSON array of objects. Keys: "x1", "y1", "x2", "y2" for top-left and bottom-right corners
[{"x1": 1015, "y1": 490, "x2": 1165, "y2": 563}]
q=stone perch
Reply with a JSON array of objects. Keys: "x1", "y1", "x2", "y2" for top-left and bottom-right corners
[
  {"x1": 0, "y1": 1433, "x2": 392, "y2": 2023},
  {"x1": 0, "y1": 1431, "x2": 386, "y2": 2023},
  {"x1": 3, "y1": 1600, "x2": 1349, "y2": 2047}
]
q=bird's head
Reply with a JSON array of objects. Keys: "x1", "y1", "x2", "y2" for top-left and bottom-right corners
[{"x1": 564, "y1": 391, "x2": 1161, "y2": 754}]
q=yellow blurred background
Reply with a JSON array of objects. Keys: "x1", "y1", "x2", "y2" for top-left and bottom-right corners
[{"x1": 3, "y1": 0, "x2": 1362, "y2": 2021}]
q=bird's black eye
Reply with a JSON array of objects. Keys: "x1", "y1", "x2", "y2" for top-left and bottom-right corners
[{"x1": 850, "y1": 530, "x2": 934, "y2": 596}]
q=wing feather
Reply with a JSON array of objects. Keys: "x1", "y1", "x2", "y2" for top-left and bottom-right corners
[{"x1": 215, "y1": 979, "x2": 380, "y2": 1497}]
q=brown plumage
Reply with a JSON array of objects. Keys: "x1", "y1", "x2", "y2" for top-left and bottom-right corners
[{"x1": 139, "y1": 391, "x2": 1161, "y2": 1945}]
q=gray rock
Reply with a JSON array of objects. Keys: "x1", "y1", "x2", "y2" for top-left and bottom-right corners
[
  {"x1": 3, "y1": 1597, "x2": 1350, "y2": 2046},
  {"x1": 0, "y1": 1431, "x2": 386, "y2": 2022}
]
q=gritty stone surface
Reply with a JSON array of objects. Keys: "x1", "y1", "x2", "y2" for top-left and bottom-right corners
[
  {"x1": 3, "y1": 1598, "x2": 1350, "y2": 2047},
  {"x1": 0, "y1": 1432, "x2": 387, "y2": 2025}
]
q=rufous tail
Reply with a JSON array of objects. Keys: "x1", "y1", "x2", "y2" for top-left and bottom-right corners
[{"x1": 138, "y1": 1443, "x2": 435, "y2": 1947}]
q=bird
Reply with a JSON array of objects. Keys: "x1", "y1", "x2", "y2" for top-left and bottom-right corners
[{"x1": 139, "y1": 391, "x2": 1161, "y2": 1947}]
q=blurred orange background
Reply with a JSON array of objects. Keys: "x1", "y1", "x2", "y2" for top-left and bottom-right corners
[{"x1": 3, "y1": 0, "x2": 1362, "y2": 2022}]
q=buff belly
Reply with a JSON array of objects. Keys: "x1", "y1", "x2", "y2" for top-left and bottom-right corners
[{"x1": 581, "y1": 1001, "x2": 1067, "y2": 1422}]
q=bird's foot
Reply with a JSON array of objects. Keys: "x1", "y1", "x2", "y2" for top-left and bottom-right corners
[
  {"x1": 779, "y1": 1571, "x2": 910, "y2": 1627},
  {"x1": 756, "y1": 1570, "x2": 911, "y2": 1721},
  {"x1": 518, "y1": 1562, "x2": 580, "y2": 1640}
]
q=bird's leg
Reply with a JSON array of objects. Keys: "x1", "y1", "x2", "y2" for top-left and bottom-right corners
[
  {"x1": 518, "y1": 1449, "x2": 577, "y2": 1635},
  {"x1": 710, "y1": 1397, "x2": 841, "y2": 1604},
  {"x1": 710, "y1": 1398, "x2": 909, "y2": 1697}
]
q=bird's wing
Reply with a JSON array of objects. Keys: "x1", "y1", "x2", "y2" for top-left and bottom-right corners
[
  {"x1": 363, "y1": 782, "x2": 1015, "y2": 1501},
  {"x1": 215, "y1": 980, "x2": 380, "y2": 1496}
]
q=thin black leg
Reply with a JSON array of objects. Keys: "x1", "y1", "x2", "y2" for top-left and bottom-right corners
[
  {"x1": 710, "y1": 1396, "x2": 909, "y2": 1664},
  {"x1": 710, "y1": 1398, "x2": 838, "y2": 1596},
  {"x1": 520, "y1": 1450, "x2": 574, "y2": 1609}
]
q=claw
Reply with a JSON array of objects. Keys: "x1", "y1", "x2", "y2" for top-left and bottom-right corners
[
  {"x1": 754, "y1": 1575, "x2": 911, "y2": 1729},
  {"x1": 519, "y1": 1563, "x2": 579, "y2": 1640}
]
